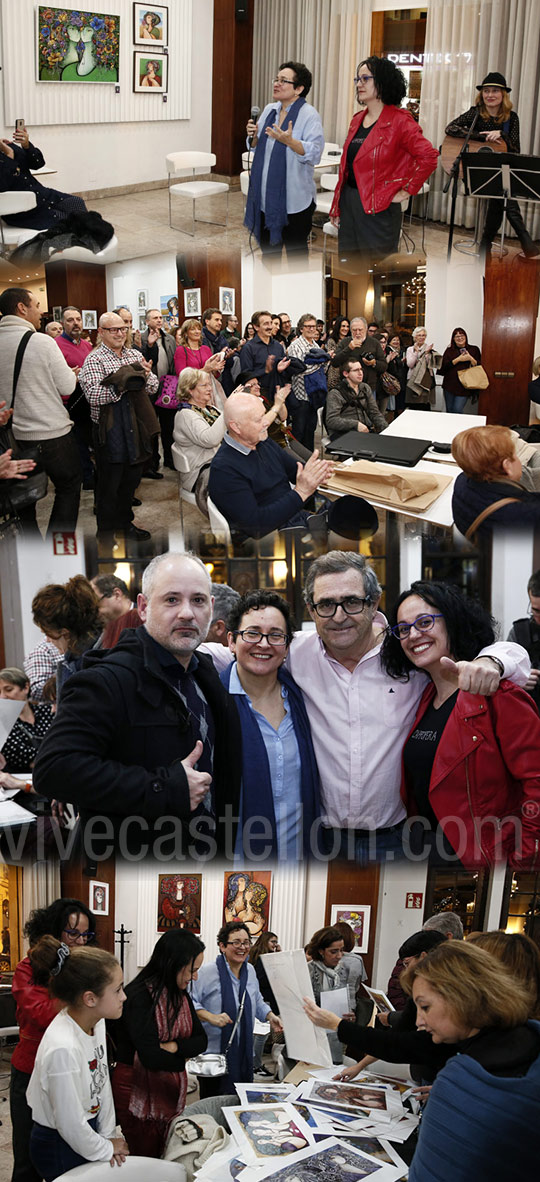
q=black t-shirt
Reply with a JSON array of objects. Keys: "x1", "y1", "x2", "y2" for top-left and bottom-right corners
[
  {"x1": 403, "y1": 691, "x2": 458, "y2": 827},
  {"x1": 346, "y1": 120, "x2": 377, "y2": 187}
]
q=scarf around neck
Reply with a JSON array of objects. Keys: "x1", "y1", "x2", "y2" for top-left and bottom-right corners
[{"x1": 245, "y1": 96, "x2": 306, "y2": 245}]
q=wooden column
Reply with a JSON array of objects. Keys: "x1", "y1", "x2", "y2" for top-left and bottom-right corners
[
  {"x1": 211, "y1": 0, "x2": 254, "y2": 177},
  {"x1": 176, "y1": 248, "x2": 242, "y2": 319},
  {"x1": 44, "y1": 261, "x2": 108, "y2": 334},
  {"x1": 479, "y1": 255, "x2": 540, "y2": 425}
]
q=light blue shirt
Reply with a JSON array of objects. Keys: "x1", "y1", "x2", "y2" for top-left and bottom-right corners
[
  {"x1": 251, "y1": 101, "x2": 324, "y2": 214},
  {"x1": 190, "y1": 959, "x2": 270, "y2": 1054},
  {"x1": 229, "y1": 662, "x2": 303, "y2": 860}
]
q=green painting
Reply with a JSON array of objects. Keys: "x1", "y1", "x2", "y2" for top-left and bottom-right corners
[{"x1": 37, "y1": 6, "x2": 120, "y2": 83}]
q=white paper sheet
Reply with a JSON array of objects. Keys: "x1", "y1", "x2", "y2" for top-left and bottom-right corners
[
  {"x1": 261, "y1": 949, "x2": 333, "y2": 1068},
  {"x1": 320, "y1": 985, "x2": 350, "y2": 1018},
  {"x1": 0, "y1": 700, "x2": 24, "y2": 747},
  {"x1": 0, "y1": 800, "x2": 37, "y2": 826}
]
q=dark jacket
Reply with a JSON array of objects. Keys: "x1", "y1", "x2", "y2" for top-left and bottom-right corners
[
  {"x1": 33, "y1": 626, "x2": 242, "y2": 859},
  {"x1": 452, "y1": 472, "x2": 540, "y2": 537},
  {"x1": 208, "y1": 436, "x2": 305, "y2": 538},
  {"x1": 333, "y1": 337, "x2": 387, "y2": 393},
  {"x1": 409, "y1": 1022, "x2": 540, "y2": 1182},
  {"x1": 139, "y1": 328, "x2": 176, "y2": 375},
  {"x1": 326, "y1": 378, "x2": 387, "y2": 437},
  {"x1": 438, "y1": 343, "x2": 482, "y2": 398},
  {"x1": 108, "y1": 983, "x2": 207, "y2": 1071}
]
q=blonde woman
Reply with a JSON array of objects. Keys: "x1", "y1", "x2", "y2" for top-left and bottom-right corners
[{"x1": 172, "y1": 367, "x2": 226, "y2": 513}]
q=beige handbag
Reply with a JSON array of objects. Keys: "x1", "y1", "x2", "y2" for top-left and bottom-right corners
[{"x1": 458, "y1": 364, "x2": 489, "y2": 390}]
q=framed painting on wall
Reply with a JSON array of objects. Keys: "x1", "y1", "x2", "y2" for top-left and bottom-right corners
[
  {"x1": 82, "y1": 309, "x2": 97, "y2": 330},
  {"x1": 219, "y1": 286, "x2": 235, "y2": 315},
  {"x1": 157, "y1": 874, "x2": 202, "y2": 934},
  {"x1": 223, "y1": 870, "x2": 272, "y2": 939},
  {"x1": 183, "y1": 288, "x2": 201, "y2": 317},
  {"x1": 330, "y1": 904, "x2": 371, "y2": 953},
  {"x1": 133, "y1": 4, "x2": 169, "y2": 47},
  {"x1": 89, "y1": 880, "x2": 109, "y2": 916},
  {"x1": 37, "y1": 7, "x2": 120, "y2": 83},
  {"x1": 133, "y1": 51, "x2": 168, "y2": 93}
]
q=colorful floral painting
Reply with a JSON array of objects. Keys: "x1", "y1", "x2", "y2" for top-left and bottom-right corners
[
  {"x1": 37, "y1": 7, "x2": 120, "y2": 83},
  {"x1": 157, "y1": 874, "x2": 202, "y2": 934}
]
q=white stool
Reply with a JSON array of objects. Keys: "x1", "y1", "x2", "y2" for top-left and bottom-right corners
[
  {"x1": 0, "y1": 192, "x2": 38, "y2": 254},
  {"x1": 207, "y1": 495, "x2": 231, "y2": 541},
  {"x1": 47, "y1": 235, "x2": 118, "y2": 263}
]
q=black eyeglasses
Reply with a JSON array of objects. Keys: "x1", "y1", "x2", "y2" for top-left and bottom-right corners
[
  {"x1": 310, "y1": 596, "x2": 372, "y2": 618},
  {"x1": 63, "y1": 928, "x2": 95, "y2": 943},
  {"x1": 234, "y1": 628, "x2": 289, "y2": 648},
  {"x1": 226, "y1": 939, "x2": 251, "y2": 949},
  {"x1": 389, "y1": 613, "x2": 444, "y2": 641}
]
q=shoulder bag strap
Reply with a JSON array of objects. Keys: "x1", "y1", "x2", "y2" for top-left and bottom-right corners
[
  {"x1": 12, "y1": 331, "x2": 34, "y2": 410},
  {"x1": 465, "y1": 497, "x2": 520, "y2": 540},
  {"x1": 224, "y1": 986, "x2": 247, "y2": 1051}
]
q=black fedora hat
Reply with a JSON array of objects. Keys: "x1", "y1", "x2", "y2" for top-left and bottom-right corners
[{"x1": 476, "y1": 71, "x2": 511, "y2": 92}]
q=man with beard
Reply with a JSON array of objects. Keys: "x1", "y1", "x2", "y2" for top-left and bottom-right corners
[{"x1": 33, "y1": 552, "x2": 241, "y2": 860}]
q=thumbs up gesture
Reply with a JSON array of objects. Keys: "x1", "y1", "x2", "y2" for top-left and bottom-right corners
[{"x1": 181, "y1": 740, "x2": 212, "y2": 810}]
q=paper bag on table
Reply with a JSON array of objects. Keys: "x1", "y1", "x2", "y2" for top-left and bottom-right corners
[{"x1": 327, "y1": 461, "x2": 452, "y2": 511}]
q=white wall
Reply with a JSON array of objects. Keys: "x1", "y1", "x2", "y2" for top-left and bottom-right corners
[
  {"x1": 0, "y1": 534, "x2": 86, "y2": 668},
  {"x1": 372, "y1": 862, "x2": 429, "y2": 989},
  {"x1": 241, "y1": 255, "x2": 324, "y2": 331},
  {"x1": 491, "y1": 531, "x2": 535, "y2": 638},
  {"x1": 0, "y1": 0, "x2": 214, "y2": 195},
  {"x1": 106, "y1": 251, "x2": 179, "y2": 319}
]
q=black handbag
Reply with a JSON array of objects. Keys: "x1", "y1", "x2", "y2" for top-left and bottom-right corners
[{"x1": 0, "y1": 331, "x2": 49, "y2": 516}]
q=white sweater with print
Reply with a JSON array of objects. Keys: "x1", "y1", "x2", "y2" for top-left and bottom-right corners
[{"x1": 27, "y1": 1009, "x2": 116, "y2": 1162}]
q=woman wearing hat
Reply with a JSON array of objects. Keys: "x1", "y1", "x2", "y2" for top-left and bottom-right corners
[{"x1": 445, "y1": 73, "x2": 539, "y2": 257}]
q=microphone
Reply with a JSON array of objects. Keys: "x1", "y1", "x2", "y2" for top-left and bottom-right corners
[{"x1": 248, "y1": 105, "x2": 260, "y2": 147}]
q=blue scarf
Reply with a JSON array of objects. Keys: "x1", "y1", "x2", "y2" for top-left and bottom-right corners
[
  {"x1": 220, "y1": 663, "x2": 320, "y2": 857},
  {"x1": 217, "y1": 952, "x2": 253, "y2": 1085},
  {"x1": 244, "y1": 97, "x2": 306, "y2": 245}
]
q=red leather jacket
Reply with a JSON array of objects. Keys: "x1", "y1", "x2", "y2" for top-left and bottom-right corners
[
  {"x1": 400, "y1": 680, "x2": 540, "y2": 870},
  {"x1": 331, "y1": 105, "x2": 439, "y2": 218},
  {"x1": 11, "y1": 955, "x2": 60, "y2": 1074}
]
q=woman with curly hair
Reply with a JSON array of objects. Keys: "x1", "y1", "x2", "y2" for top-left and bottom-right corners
[
  {"x1": 381, "y1": 580, "x2": 540, "y2": 869},
  {"x1": 31, "y1": 575, "x2": 102, "y2": 691},
  {"x1": 108, "y1": 930, "x2": 207, "y2": 1157},
  {"x1": 330, "y1": 56, "x2": 438, "y2": 258}
]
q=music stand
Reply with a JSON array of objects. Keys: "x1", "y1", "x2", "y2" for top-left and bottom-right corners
[{"x1": 462, "y1": 152, "x2": 540, "y2": 257}]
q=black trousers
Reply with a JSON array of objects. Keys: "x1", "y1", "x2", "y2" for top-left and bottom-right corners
[
  {"x1": 10, "y1": 1065, "x2": 42, "y2": 1182},
  {"x1": 288, "y1": 393, "x2": 318, "y2": 452},
  {"x1": 156, "y1": 404, "x2": 176, "y2": 466},
  {"x1": 92, "y1": 428, "x2": 144, "y2": 534},
  {"x1": 16, "y1": 430, "x2": 82, "y2": 535},
  {"x1": 260, "y1": 201, "x2": 315, "y2": 255},
  {"x1": 483, "y1": 197, "x2": 536, "y2": 254}
]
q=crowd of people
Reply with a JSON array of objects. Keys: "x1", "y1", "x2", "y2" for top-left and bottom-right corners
[
  {"x1": 9, "y1": 894, "x2": 540, "y2": 1181},
  {"x1": 3, "y1": 287, "x2": 537, "y2": 542},
  {"x1": 1, "y1": 548, "x2": 539, "y2": 870}
]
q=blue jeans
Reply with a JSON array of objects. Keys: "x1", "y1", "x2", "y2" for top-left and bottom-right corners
[
  {"x1": 30, "y1": 1117, "x2": 100, "y2": 1182},
  {"x1": 443, "y1": 390, "x2": 468, "y2": 414},
  {"x1": 321, "y1": 822, "x2": 406, "y2": 865}
]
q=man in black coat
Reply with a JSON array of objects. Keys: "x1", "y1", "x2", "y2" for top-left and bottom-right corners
[{"x1": 33, "y1": 552, "x2": 241, "y2": 861}]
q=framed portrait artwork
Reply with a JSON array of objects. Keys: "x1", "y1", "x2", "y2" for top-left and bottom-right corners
[
  {"x1": 133, "y1": 4, "x2": 169, "y2": 47},
  {"x1": 223, "y1": 870, "x2": 272, "y2": 938},
  {"x1": 219, "y1": 286, "x2": 235, "y2": 315},
  {"x1": 329, "y1": 905, "x2": 371, "y2": 954},
  {"x1": 160, "y1": 293, "x2": 179, "y2": 330},
  {"x1": 157, "y1": 874, "x2": 202, "y2": 934},
  {"x1": 133, "y1": 50, "x2": 168, "y2": 93},
  {"x1": 82, "y1": 309, "x2": 97, "y2": 330},
  {"x1": 89, "y1": 880, "x2": 109, "y2": 916},
  {"x1": 37, "y1": 7, "x2": 120, "y2": 84},
  {"x1": 138, "y1": 312, "x2": 147, "y2": 332},
  {"x1": 52, "y1": 306, "x2": 62, "y2": 322},
  {"x1": 183, "y1": 288, "x2": 202, "y2": 317}
]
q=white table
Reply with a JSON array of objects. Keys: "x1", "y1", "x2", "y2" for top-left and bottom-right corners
[{"x1": 383, "y1": 408, "x2": 486, "y2": 463}]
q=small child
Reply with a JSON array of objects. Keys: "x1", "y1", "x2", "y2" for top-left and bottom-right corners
[{"x1": 27, "y1": 935, "x2": 129, "y2": 1181}]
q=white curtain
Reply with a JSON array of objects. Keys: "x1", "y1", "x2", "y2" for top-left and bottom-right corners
[
  {"x1": 420, "y1": 0, "x2": 540, "y2": 233},
  {"x1": 251, "y1": 0, "x2": 373, "y2": 145},
  {"x1": 21, "y1": 859, "x2": 61, "y2": 951}
]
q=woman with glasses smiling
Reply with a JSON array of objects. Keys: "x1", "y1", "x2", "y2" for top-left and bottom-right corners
[
  {"x1": 11, "y1": 898, "x2": 96, "y2": 1182},
  {"x1": 191, "y1": 921, "x2": 282, "y2": 1098},
  {"x1": 244, "y1": 61, "x2": 324, "y2": 254},
  {"x1": 220, "y1": 590, "x2": 320, "y2": 861},
  {"x1": 330, "y1": 56, "x2": 438, "y2": 258},
  {"x1": 381, "y1": 580, "x2": 540, "y2": 870}
]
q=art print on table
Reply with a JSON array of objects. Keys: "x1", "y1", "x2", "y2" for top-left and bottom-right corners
[
  {"x1": 133, "y1": 50, "x2": 168, "y2": 92},
  {"x1": 303, "y1": 1078, "x2": 390, "y2": 1117},
  {"x1": 157, "y1": 874, "x2": 202, "y2": 933},
  {"x1": 37, "y1": 7, "x2": 120, "y2": 83},
  {"x1": 251, "y1": 1136, "x2": 402, "y2": 1181},
  {"x1": 223, "y1": 870, "x2": 271, "y2": 938},
  {"x1": 235, "y1": 1083, "x2": 293, "y2": 1107},
  {"x1": 330, "y1": 904, "x2": 371, "y2": 953},
  {"x1": 133, "y1": 4, "x2": 168, "y2": 46},
  {"x1": 225, "y1": 1103, "x2": 313, "y2": 1165}
]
